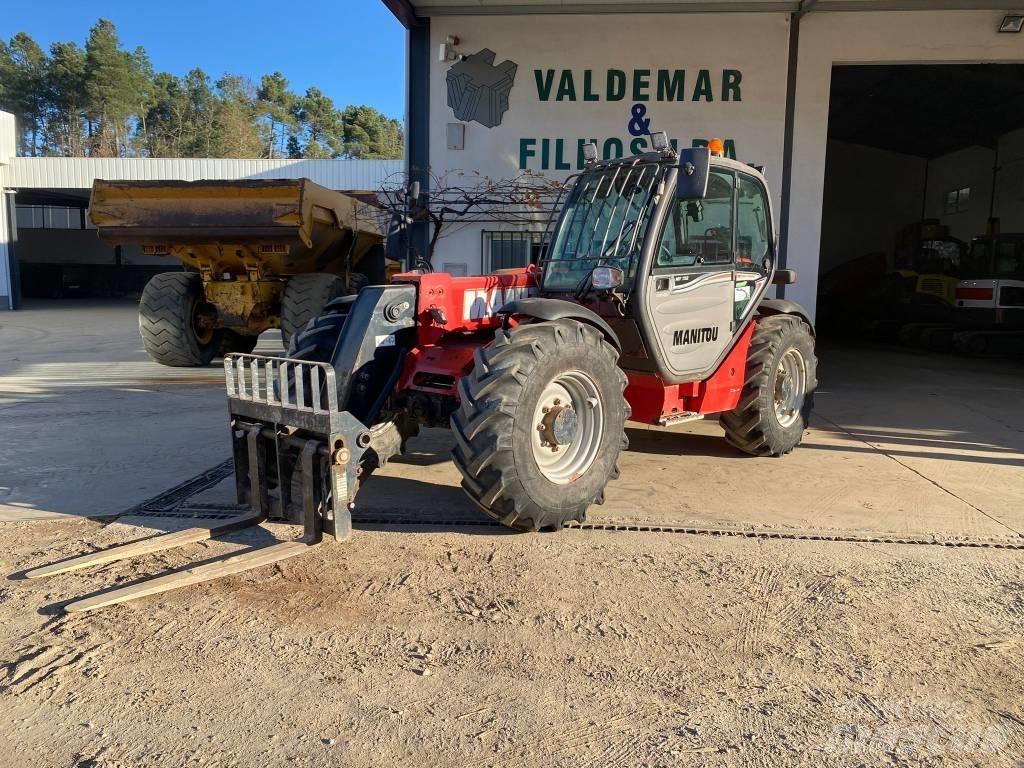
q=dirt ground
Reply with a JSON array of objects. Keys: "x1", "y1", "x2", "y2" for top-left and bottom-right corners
[
  {"x1": 2, "y1": 515, "x2": 1023, "y2": 768},
  {"x1": 2, "y1": 301, "x2": 1023, "y2": 766}
]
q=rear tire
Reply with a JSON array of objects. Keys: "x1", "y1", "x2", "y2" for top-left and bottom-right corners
[
  {"x1": 721, "y1": 315, "x2": 816, "y2": 457},
  {"x1": 451, "y1": 318, "x2": 629, "y2": 532},
  {"x1": 138, "y1": 272, "x2": 220, "y2": 367},
  {"x1": 280, "y1": 273, "x2": 354, "y2": 347}
]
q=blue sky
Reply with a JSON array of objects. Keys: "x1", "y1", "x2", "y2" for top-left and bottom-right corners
[{"x1": 1, "y1": 1, "x2": 407, "y2": 120}]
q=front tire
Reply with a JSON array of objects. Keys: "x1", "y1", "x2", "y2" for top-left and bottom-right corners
[
  {"x1": 451, "y1": 319, "x2": 629, "y2": 531},
  {"x1": 138, "y1": 272, "x2": 220, "y2": 367},
  {"x1": 721, "y1": 315, "x2": 817, "y2": 456}
]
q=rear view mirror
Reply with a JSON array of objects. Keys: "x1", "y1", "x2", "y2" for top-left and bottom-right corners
[
  {"x1": 772, "y1": 268, "x2": 797, "y2": 285},
  {"x1": 686, "y1": 201, "x2": 703, "y2": 223},
  {"x1": 677, "y1": 147, "x2": 710, "y2": 200}
]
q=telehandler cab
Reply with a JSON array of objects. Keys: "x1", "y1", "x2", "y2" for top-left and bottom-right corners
[{"x1": 28, "y1": 137, "x2": 817, "y2": 611}]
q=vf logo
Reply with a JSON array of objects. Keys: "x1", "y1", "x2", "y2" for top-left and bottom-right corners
[{"x1": 446, "y1": 49, "x2": 518, "y2": 129}]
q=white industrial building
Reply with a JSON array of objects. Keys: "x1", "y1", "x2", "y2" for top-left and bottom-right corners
[
  {"x1": 0, "y1": 112, "x2": 400, "y2": 309},
  {"x1": 384, "y1": 0, "x2": 1024, "y2": 319},
  {"x1": 3, "y1": 3, "x2": 1023, "y2": 320}
]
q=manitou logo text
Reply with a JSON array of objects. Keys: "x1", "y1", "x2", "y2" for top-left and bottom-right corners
[
  {"x1": 464, "y1": 285, "x2": 535, "y2": 321},
  {"x1": 673, "y1": 326, "x2": 719, "y2": 346}
]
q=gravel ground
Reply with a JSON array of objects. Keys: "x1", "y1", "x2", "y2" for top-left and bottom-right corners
[{"x1": 2, "y1": 515, "x2": 1022, "y2": 768}]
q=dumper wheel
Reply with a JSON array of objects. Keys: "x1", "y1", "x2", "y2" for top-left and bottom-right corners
[
  {"x1": 139, "y1": 272, "x2": 221, "y2": 367},
  {"x1": 281, "y1": 274, "x2": 352, "y2": 347},
  {"x1": 721, "y1": 315, "x2": 817, "y2": 457},
  {"x1": 451, "y1": 318, "x2": 629, "y2": 532}
]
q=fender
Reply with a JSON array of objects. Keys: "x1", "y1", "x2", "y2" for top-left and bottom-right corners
[
  {"x1": 757, "y1": 298, "x2": 815, "y2": 335},
  {"x1": 498, "y1": 298, "x2": 622, "y2": 352}
]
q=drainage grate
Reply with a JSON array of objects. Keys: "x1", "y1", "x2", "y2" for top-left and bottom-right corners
[{"x1": 118, "y1": 460, "x2": 1024, "y2": 551}]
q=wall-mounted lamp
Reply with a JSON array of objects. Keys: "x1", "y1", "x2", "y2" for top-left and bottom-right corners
[
  {"x1": 999, "y1": 14, "x2": 1023, "y2": 33},
  {"x1": 439, "y1": 35, "x2": 464, "y2": 63}
]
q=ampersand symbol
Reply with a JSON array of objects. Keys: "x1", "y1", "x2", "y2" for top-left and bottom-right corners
[{"x1": 627, "y1": 103, "x2": 651, "y2": 137}]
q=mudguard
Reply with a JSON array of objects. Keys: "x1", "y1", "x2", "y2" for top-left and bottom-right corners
[
  {"x1": 498, "y1": 297, "x2": 621, "y2": 352},
  {"x1": 757, "y1": 298, "x2": 815, "y2": 334}
]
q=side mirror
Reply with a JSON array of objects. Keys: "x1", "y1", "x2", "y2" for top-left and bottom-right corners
[
  {"x1": 772, "y1": 268, "x2": 797, "y2": 286},
  {"x1": 677, "y1": 147, "x2": 710, "y2": 200},
  {"x1": 592, "y1": 266, "x2": 624, "y2": 291}
]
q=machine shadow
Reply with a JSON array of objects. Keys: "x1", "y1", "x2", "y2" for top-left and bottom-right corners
[{"x1": 623, "y1": 425, "x2": 745, "y2": 459}]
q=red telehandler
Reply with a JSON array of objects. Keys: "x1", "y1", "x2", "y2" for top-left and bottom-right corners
[{"x1": 28, "y1": 138, "x2": 817, "y2": 611}]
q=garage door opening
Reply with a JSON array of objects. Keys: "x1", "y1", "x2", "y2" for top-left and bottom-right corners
[
  {"x1": 816, "y1": 64, "x2": 1024, "y2": 355},
  {"x1": 14, "y1": 189, "x2": 173, "y2": 301}
]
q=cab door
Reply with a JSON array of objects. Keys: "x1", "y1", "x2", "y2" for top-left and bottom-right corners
[{"x1": 640, "y1": 167, "x2": 738, "y2": 381}]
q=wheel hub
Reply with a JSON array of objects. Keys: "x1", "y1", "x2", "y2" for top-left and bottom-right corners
[
  {"x1": 531, "y1": 373, "x2": 604, "y2": 484},
  {"x1": 539, "y1": 404, "x2": 578, "y2": 448},
  {"x1": 773, "y1": 347, "x2": 807, "y2": 429}
]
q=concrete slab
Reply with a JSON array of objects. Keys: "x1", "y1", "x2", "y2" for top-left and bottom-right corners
[
  {"x1": 0, "y1": 300, "x2": 281, "y2": 521},
  {"x1": 2, "y1": 301, "x2": 1022, "y2": 542}
]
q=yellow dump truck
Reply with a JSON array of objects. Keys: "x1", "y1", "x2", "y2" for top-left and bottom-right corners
[{"x1": 89, "y1": 179, "x2": 388, "y2": 366}]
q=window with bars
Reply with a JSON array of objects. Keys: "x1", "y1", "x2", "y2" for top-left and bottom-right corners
[
  {"x1": 16, "y1": 205, "x2": 90, "y2": 230},
  {"x1": 481, "y1": 231, "x2": 547, "y2": 271}
]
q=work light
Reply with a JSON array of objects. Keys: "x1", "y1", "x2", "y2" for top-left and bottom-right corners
[
  {"x1": 999, "y1": 14, "x2": 1023, "y2": 32},
  {"x1": 582, "y1": 141, "x2": 599, "y2": 163},
  {"x1": 650, "y1": 131, "x2": 670, "y2": 152}
]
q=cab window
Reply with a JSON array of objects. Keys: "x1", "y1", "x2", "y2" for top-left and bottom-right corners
[
  {"x1": 655, "y1": 169, "x2": 735, "y2": 268},
  {"x1": 736, "y1": 174, "x2": 771, "y2": 270}
]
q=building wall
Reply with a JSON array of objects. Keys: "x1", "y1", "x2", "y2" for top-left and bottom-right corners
[
  {"x1": 426, "y1": 12, "x2": 792, "y2": 276},
  {"x1": 995, "y1": 127, "x2": 1024, "y2": 234},
  {"x1": 789, "y1": 9, "x2": 1024, "y2": 316},
  {"x1": 818, "y1": 141, "x2": 926, "y2": 276},
  {"x1": 923, "y1": 145, "x2": 996, "y2": 242},
  {"x1": 0, "y1": 110, "x2": 15, "y2": 307}
]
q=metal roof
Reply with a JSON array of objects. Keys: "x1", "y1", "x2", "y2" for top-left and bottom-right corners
[
  {"x1": 2, "y1": 157, "x2": 403, "y2": 192},
  {"x1": 385, "y1": 0, "x2": 1023, "y2": 22}
]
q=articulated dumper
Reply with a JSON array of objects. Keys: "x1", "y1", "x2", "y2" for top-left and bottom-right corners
[
  {"x1": 89, "y1": 179, "x2": 388, "y2": 366},
  {"x1": 34, "y1": 138, "x2": 817, "y2": 612}
]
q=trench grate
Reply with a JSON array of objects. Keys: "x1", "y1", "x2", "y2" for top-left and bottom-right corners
[{"x1": 118, "y1": 460, "x2": 1024, "y2": 551}]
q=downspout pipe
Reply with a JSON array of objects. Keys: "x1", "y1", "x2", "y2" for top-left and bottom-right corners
[{"x1": 777, "y1": 0, "x2": 817, "y2": 299}]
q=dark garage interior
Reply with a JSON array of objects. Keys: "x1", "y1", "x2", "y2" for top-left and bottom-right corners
[{"x1": 817, "y1": 64, "x2": 1024, "y2": 356}]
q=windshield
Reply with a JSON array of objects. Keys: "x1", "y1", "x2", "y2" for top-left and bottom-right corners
[
  {"x1": 965, "y1": 238, "x2": 1024, "y2": 279},
  {"x1": 541, "y1": 162, "x2": 665, "y2": 292}
]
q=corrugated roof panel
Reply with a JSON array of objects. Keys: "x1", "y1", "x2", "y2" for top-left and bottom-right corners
[{"x1": 5, "y1": 157, "x2": 404, "y2": 191}]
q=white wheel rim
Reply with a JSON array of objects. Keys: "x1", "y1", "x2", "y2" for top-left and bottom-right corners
[
  {"x1": 531, "y1": 371, "x2": 604, "y2": 484},
  {"x1": 774, "y1": 347, "x2": 806, "y2": 429}
]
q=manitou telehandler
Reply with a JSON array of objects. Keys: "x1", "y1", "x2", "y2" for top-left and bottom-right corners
[{"x1": 28, "y1": 137, "x2": 817, "y2": 611}]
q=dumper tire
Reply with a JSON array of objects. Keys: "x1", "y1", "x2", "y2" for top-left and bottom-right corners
[
  {"x1": 721, "y1": 315, "x2": 816, "y2": 457},
  {"x1": 451, "y1": 318, "x2": 630, "y2": 532},
  {"x1": 139, "y1": 272, "x2": 220, "y2": 367},
  {"x1": 280, "y1": 274, "x2": 351, "y2": 347}
]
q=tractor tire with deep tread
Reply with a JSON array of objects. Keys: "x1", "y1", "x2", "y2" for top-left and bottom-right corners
[
  {"x1": 280, "y1": 273, "x2": 353, "y2": 348},
  {"x1": 138, "y1": 272, "x2": 220, "y2": 367},
  {"x1": 286, "y1": 294, "x2": 357, "y2": 360},
  {"x1": 451, "y1": 318, "x2": 630, "y2": 532},
  {"x1": 721, "y1": 314, "x2": 816, "y2": 457}
]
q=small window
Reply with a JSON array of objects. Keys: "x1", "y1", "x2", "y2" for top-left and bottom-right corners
[
  {"x1": 656, "y1": 169, "x2": 735, "y2": 268},
  {"x1": 482, "y1": 231, "x2": 546, "y2": 271},
  {"x1": 736, "y1": 174, "x2": 771, "y2": 270},
  {"x1": 15, "y1": 204, "x2": 85, "y2": 229},
  {"x1": 945, "y1": 187, "x2": 970, "y2": 215}
]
